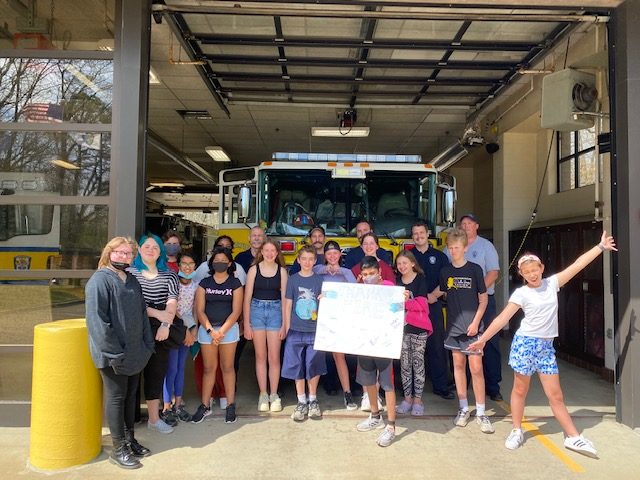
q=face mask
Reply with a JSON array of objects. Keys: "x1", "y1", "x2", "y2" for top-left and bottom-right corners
[
  {"x1": 178, "y1": 271, "x2": 196, "y2": 279},
  {"x1": 211, "y1": 262, "x2": 228, "y2": 273},
  {"x1": 165, "y1": 244, "x2": 181, "y2": 256},
  {"x1": 362, "y1": 274, "x2": 380, "y2": 285},
  {"x1": 111, "y1": 261, "x2": 129, "y2": 271}
]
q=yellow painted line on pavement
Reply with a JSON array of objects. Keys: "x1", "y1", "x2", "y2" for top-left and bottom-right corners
[{"x1": 496, "y1": 399, "x2": 585, "y2": 473}]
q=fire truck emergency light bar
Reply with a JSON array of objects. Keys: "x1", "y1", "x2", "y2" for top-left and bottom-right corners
[{"x1": 271, "y1": 152, "x2": 422, "y2": 163}]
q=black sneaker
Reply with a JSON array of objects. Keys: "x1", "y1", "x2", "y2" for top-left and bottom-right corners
[
  {"x1": 435, "y1": 390, "x2": 456, "y2": 400},
  {"x1": 344, "y1": 391, "x2": 357, "y2": 411},
  {"x1": 225, "y1": 403, "x2": 237, "y2": 424},
  {"x1": 489, "y1": 392, "x2": 504, "y2": 402},
  {"x1": 160, "y1": 409, "x2": 178, "y2": 427},
  {"x1": 174, "y1": 404, "x2": 192, "y2": 422},
  {"x1": 191, "y1": 403, "x2": 212, "y2": 424}
]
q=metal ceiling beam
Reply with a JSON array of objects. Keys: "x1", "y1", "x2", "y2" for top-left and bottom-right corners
[
  {"x1": 153, "y1": 4, "x2": 609, "y2": 23},
  {"x1": 220, "y1": 0, "x2": 614, "y2": 13},
  {"x1": 163, "y1": 13, "x2": 231, "y2": 118},
  {"x1": 210, "y1": 72, "x2": 498, "y2": 86},
  {"x1": 196, "y1": 34, "x2": 538, "y2": 52},
  {"x1": 350, "y1": 5, "x2": 378, "y2": 107},
  {"x1": 272, "y1": 16, "x2": 291, "y2": 96},
  {"x1": 223, "y1": 87, "x2": 490, "y2": 98},
  {"x1": 226, "y1": 98, "x2": 473, "y2": 108},
  {"x1": 413, "y1": 20, "x2": 472, "y2": 104},
  {"x1": 204, "y1": 54, "x2": 515, "y2": 71},
  {"x1": 148, "y1": 130, "x2": 217, "y2": 185},
  {"x1": 472, "y1": 21, "x2": 574, "y2": 116}
]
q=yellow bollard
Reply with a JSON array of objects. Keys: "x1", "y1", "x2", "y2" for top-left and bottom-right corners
[{"x1": 30, "y1": 319, "x2": 102, "y2": 470}]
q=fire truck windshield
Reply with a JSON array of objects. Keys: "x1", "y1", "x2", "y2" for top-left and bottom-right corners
[{"x1": 260, "y1": 169, "x2": 430, "y2": 238}]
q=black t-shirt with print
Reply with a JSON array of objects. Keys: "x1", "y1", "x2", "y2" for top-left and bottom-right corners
[
  {"x1": 439, "y1": 261, "x2": 486, "y2": 336},
  {"x1": 199, "y1": 275, "x2": 242, "y2": 327}
]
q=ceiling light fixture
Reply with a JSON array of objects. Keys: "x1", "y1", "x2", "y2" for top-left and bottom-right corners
[
  {"x1": 311, "y1": 109, "x2": 370, "y2": 138},
  {"x1": 97, "y1": 39, "x2": 114, "y2": 51},
  {"x1": 311, "y1": 127, "x2": 370, "y2": 137},
  {"x1": 50, "y1": 159, "x2": 80, "y2": 170},
  {"x1": 149, "y1": 182, "x2": 185, "y2": 188},
  {"x1": 205, "y1": 146, "x2": 231, "y2": 162},
  {"x1": 177, "y1": 109, "x2": 212, "y2": 120},
  {"x1": 149, "y1": 67, "x2": 161, "y2": 85},
  {"x1": 430, "y1": 141, "x2": 469, "y2": 171}
]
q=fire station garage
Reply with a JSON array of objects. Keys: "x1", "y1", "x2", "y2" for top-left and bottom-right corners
[{"x1": 1, "y1": 0, "x2": 640, "y2": 477}]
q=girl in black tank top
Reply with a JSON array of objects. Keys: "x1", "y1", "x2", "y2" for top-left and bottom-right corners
[
  {"x1": 252, "y1": 263, "x2": 281, "y2": 300},
  {"x1": 243, "y1": 239, "x2": 289, "y2": 412}
]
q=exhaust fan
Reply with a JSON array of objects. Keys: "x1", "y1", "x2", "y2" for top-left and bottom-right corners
[{"x1": 541, "y1": 69, "x2": 597, "y2": 131}]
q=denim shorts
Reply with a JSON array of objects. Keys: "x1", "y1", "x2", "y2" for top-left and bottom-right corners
[
  {"x1": 249, "y1": 298, "x2": 282, "y2": 331},
  {"x1": 197, "y1": 323, "x2": 240, "y2": 345},
  {"x1": 508, "y1": 334, "x2": 559, "y2": 376},
  {"x1": 281, "y1": 330, "x2": 327, "y2": 380}
]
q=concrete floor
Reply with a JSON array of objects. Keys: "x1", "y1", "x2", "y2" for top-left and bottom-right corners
[{"x1": 1, "y1": 338, "x2": 639, "y2": 480}]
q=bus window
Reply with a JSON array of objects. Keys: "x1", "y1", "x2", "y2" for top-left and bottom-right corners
[{"x1": 0, "y1": 205, "x2": 54, "y2": 241}]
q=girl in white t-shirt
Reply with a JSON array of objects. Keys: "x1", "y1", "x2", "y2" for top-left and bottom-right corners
[{"x1": 469, "y1": 231, "x2": 616, "y2": 459}]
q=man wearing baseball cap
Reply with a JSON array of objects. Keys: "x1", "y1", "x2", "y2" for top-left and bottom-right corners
[
  {"x1": 446, "y1": 213, "x2": 503, "y2": 402},
  {"x1": 289, "y1": 226, "x2": 326, "y2": 275}
]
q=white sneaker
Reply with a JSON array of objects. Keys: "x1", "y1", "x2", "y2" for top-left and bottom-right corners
[
  {"x1": 376, "y1": 425, "x2": 396, "y2": 447},
  {"x1": 219, "y1": 397, "x2": 228, "y2": 410},
  {"x1": 356, "y1": 414, "x2": 385, "y2": 432},
  {"x1": 361, "y1": 392, "x2": 371, "y2": 412},
  {"x1": 269, "y1": 393, "x2": 283, "y2": 412},
  {"x1": 505, "y1": 428, "x2": 524, "y2": 450},
  {"x1": 258, "y1": 392, "x2": 270, "y2": 412},
  {"x1": 476, "y1": 415, "x2": 495, "y2": 434},
  {"x1": 453, "y1": 409, "x2": 470, "y2": 427},
  {"x1": 564, "y1": 435, "x2": 598, "y2": 458},
  {"x1": 147, "y1": 419, "x2": 174, "y2": 434}
]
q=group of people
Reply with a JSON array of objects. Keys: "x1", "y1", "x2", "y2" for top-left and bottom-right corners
[{"x1": 85, "y1": 215, "x2": 615, "y2": 469}]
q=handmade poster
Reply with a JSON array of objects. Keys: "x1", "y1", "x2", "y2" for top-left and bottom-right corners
[{"x1": 314, "y1": 282, "x2": 405, "y2": 359}]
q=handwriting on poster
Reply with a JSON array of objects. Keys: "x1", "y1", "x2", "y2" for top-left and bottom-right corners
[{"x1": 314, "y1": 282, "x2": 405, "y2": 359}]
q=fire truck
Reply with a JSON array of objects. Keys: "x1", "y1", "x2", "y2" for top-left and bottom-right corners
[{"x1": 217, "y1": 152, "x2": 456, "y2": 264}]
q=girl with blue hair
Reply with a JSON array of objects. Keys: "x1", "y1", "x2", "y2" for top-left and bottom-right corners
[{"x1": 128, "y1": 233, "x2": 180, "y2": 434}]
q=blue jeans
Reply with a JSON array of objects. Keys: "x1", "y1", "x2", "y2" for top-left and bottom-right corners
[{"x1": 163, "y1": 344, "x2": 189, "y2": 403}]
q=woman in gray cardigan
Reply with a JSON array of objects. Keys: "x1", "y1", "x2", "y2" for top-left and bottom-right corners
[{"x1": 85, "y1": 237, "x2": 154, "y2": 469}]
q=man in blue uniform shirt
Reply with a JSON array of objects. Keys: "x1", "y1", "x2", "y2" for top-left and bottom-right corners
[{"x1": 410, "y1": 221, "x2": 455, "y2": 400}]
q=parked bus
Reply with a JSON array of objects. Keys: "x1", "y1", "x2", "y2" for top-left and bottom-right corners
[
  {"x1": 0, "y1": 172, "x2": 61, "y2": 276},
  {"x1": 217, "y1": 152, "x2": 456, "y2": 264}
]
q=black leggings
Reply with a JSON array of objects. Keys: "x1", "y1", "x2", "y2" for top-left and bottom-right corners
[
  {"x1": 143, "y1": 345, "x2": 170, "y2": 401},
  {"x1": 99, "y1": 367, "x2": 139, "y2": 444}
]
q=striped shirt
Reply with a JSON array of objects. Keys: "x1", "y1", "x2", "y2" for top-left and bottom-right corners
[{"x1": 127, "y1": 268, "x2": 179, "y2": 308}]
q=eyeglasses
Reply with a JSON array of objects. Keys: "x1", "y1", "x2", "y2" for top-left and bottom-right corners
[
  {"x1": 112, "y1": 250, "x2": 134, "y2": 258},
  {"x1": 179, "y1": 261, "x2": 196, "y2": 267}
]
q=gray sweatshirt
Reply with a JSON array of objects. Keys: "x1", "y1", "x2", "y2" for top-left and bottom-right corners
[{"x1": 85, "y1": 268, "x2": 154, "y2": 376}]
